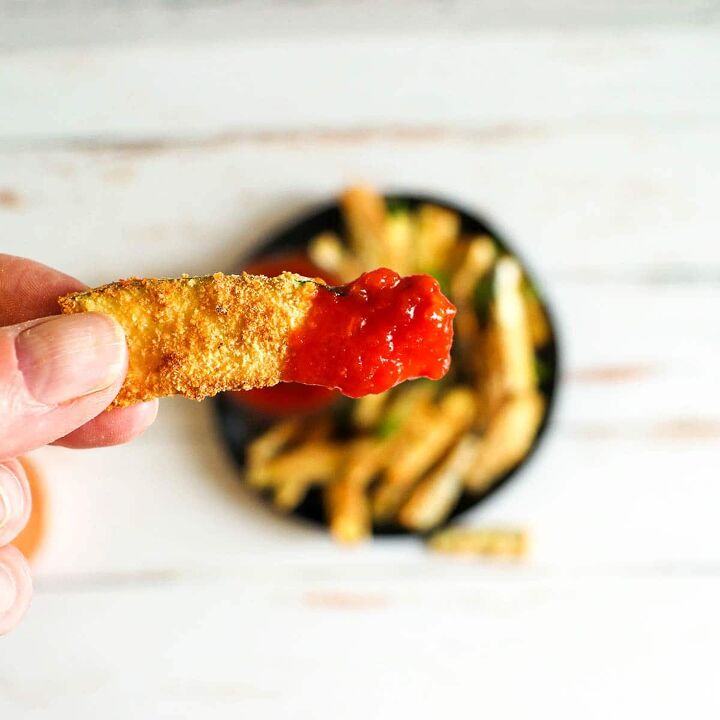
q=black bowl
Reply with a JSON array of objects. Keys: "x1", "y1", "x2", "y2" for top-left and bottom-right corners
[{"x1": 213, "y1": 194, "x2": 560, "y2": 535}]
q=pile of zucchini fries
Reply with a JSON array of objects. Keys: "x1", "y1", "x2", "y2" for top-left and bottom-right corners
[{"x1": 244, "y1": 186, "x2": 551, "y2": 551}]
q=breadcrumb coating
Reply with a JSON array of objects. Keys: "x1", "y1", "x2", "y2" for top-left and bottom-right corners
[{"x1": 58, "y1": 272, "x2": 319, "y2": 408}]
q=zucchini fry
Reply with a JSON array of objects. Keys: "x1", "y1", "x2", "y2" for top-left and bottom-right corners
[
  {"x1": 490, "y1": 257, "x2": 536, "y2": 396},
  {"x1": 428, "y1": 527, "x2": 528, "y2": 559},
  {"x1": 326, "y1": 480, "x2": 370, "y2": 544},
  {"x1": 272, "y1": 422, "x2": 337, "y2": 510},
  {"x1": 481, "y1": 257, "x2": 536, "y2": 415},
  {"x1": 249, "y1": 440, "x2": 343, "y2": 512},
  {"x1": 353, "y1": 392, "x2": 389, "y2": 431},
  {"x1": 340, "y1": 185, "x2": 388, "y2": 270},
  {"x1": 375, "y1": 381, "x2": 437, "y2": 439},
  {"x1": 524, "y1": 282, "x2": 552, "y2": 347},
  {"x1": 450, "y1": 237, "x2": 496, "y2": 305},
  {"x1": 325, "y1": 438, "x2": 384, "y2": 544},
  {"x1": 384, "y1": 209, "x2": 415, "y2": 275},
  {"x1": 327, "y1": 382, "x2": 442, "y2": 536},
  {"x1": 259, "y1": 442, "x2": 342, "y2": 488},
  {"x1": 398, "y1": 435, "x2": 477, "y2": 532},
  {"x1": 372, "y1": 387, "x2": 476, "y2": 522},
  {"x1": 308, "y1": 231, "x2": 363, "y2": 282},
  {"x1": 414, "y1": 204, "x2": 460, "y2": 271},
  {"x1": 452, "y1": 238, "x2": 497, "y2": 381},
  {"x1": 59, "y1": 272, "x2": 319, "y2": 408},
  {"x1": 275, "y1": 474, "x2": 327, "y2": 512},
  {"x1": 246, "y1": 418, "x2": 302, "y2": 485},
  {"x1": 465, "y1": 391, "x2": 545, "y2": 492}
]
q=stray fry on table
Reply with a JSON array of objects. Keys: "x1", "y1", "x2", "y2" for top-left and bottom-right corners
[{"x1": 428, "y1": 527, "x2": 528, "y2": 558}]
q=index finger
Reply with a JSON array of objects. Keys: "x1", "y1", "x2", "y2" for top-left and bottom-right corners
[{"x1": 0, "y1": 254, "x2": 84, "y2": 325}]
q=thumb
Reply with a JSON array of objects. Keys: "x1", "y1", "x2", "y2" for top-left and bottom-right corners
[{"x1": 0, "y1": 313, "x2": 128, "y2": 459}]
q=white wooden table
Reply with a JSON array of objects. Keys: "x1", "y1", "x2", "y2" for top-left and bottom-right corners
[{"x1": 2, "y1": 3, "x2": 720, "y2": 717}]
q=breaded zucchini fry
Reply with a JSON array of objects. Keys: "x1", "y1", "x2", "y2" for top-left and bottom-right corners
[
  {"x1": 275, "y1": 473, "x2": 328, "y2": 512},
  {"x1": 273, "y1": 418, "x2": 344, "y2": 511},
  {"x1": 245, "y1": 418, "x2": 302, "y2": 485},
  {"x1": 59, "y1": 272, "x2": 319, "y2": 408},
  {"x1": 375, "y1": 381, "x2": 437, "y2": 439},
  {"x1": 476, "y1": 257, "x2": 536, "y2": 420},
  {"x1": 325, "y1": 438, "x2": 384, "y2": 544},
  {"x1": 428, "y1": 527, "x2": 528, "y2": 558},
  {"x1": 414, "y1": 204, "x2": 461, "y2": 271},
  {"x1": 372, "y1": 387, "x2": 476, "y2": 522},
  {"x1": 523, "y1": 281, "x2": 552, "y2": 348},
  {"x1": 398, "y1": 435, "x2": 477, "y2": 532},
  {"x1": 353, "y1": 392, "x2": 389, "y2": 431},
  {"x1": 326, "y1": 479, "x2": 370, "y2": 543},
  {"x1": 340, "y1": 185, "x2": 388, "y2": 270},
  {"x1": 487, "y1": 257, "x2": 536, "y2": 399},
  {"x1": 308, "y1": 231, "x2": 362, "y2": 282},
  {"x1": 451, "y1": 238, "x2": 497, "y2": 383},
  {"x1": 465, "y1": 391, "x2": 545, "y2": 492},
  {"x1": 384, "y1": 209, "x2": 415, "y2": 275},
  {"x1": 450, "y1": 237, "x2": 496, "y2": 304},
  {"x1": 251, "y1": 441, "x2": 342, "y2": 490}
]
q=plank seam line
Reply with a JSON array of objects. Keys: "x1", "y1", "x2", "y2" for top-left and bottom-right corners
[{"x1": 1, "y1": 116, "x2": 719, "y2": 154}]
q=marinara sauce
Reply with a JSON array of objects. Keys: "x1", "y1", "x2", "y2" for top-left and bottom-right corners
[{"x1": 283, "y1": 268, "x2": 456, "y2": 397}]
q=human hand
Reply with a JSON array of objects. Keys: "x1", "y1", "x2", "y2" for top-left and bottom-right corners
[{"x1": 0, "y1": 254, "x2": 158, "y2": 634}]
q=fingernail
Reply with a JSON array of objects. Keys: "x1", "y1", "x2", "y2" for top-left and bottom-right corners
[
  {"x1": 0, "y1": 464, "x2": 26, "y2": 536},
  {"x1": 16, "y1": 314, "x2": 126, "y2": 405},
  {"x1": 0, "y1": 546, "x2": 32, "y2": 635}
]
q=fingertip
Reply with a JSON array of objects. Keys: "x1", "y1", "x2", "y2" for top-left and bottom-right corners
[
  {"x1": 53, "y1": 399, "x2": 159, "y2": 449},
  {"x1": 0, "y1": 545, "x2": 32, "y2": 636},
  {"x1": 0, "y1": 460, "x2": 32, "y2": 547}
]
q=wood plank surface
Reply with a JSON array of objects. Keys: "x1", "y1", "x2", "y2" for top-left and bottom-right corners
[
  {"x1": 1, "y1": 0, "x2": 719, "y2": 51},
  {"x1": 1, "y1": 16, "x2": 719, "y2": 718}
]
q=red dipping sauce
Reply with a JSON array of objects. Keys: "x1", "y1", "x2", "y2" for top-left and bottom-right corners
[
  {"x1": 229, "y1": 253, "x2": 340, "y2": 416},
  {"x1": 235, "y1": 383, "x2": 338, "y2": 415},
  {"x1": 283, "y1": 268, "x2": 456, "y2": 397}
]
